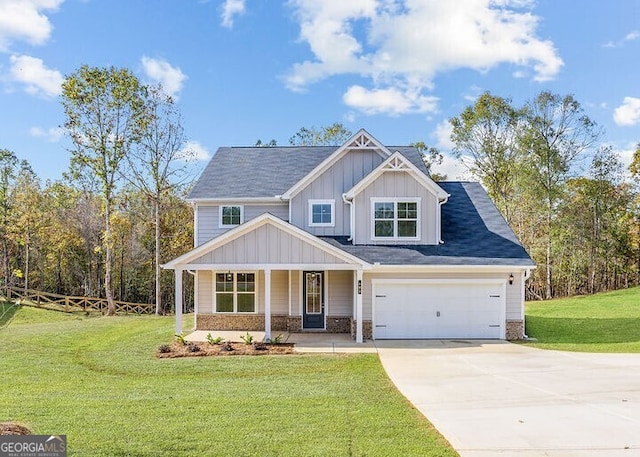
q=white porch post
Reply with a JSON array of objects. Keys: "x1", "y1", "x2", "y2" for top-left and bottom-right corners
[
  {"x1": 175, "y1": 268, "x2": 183, "y2": 336},
  {"x1": 264, "y1": 269, "x2": 272, "y2": 340},
  {"x1": 356, "y1": 268, "x2": 363, "y2": 343}
]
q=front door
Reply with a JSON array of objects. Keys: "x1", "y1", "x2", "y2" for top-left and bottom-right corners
[{"x1": 303, "y1": 271, "x2": 324, "y2": 329}]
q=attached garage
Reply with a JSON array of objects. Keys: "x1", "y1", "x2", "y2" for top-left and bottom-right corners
[{"x1": 372, "y1": 280, "x2": 506, "y2": 339}]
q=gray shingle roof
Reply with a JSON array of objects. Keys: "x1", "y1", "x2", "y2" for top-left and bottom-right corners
[
  {"x1": 188, "y1": 145, "x2": 427, "y2": 199},
  {"x1": 321, "y1": 182, "x2": 535, "y2": 267}
]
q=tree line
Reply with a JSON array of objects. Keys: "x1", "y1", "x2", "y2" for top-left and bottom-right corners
[
  {"x1": 1, "y1": 65, "x2": 639, "y2": 309},
  {"x1": 450, "y1": 91, "x2": 640, "y2": 299}
]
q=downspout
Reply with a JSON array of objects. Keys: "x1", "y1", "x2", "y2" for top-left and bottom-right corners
[
  {"x1": 342, "y1": 193, "x2": 354, "y2": 242},
  {"x1": 437, "y1": 195, "x2": 449, "y2": 244}
]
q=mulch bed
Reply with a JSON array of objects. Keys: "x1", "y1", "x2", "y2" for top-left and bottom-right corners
[
  {"x1": 157, "y1": 341, "x2": 295, "y2": 358},
  {"x1": 0, "y1": 423, "x2": 31, "y2": 435}
]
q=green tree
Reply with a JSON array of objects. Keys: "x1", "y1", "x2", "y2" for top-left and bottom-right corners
[
  {"x1": 289, "y1": 122, "x2": 352, "y2": 146},
  {"x1": 410, "y1": 141, "x2": 446, "y2": 181},
  {"x1": 61, "y1": 65, "x2": 148, "y2": 315},
  {"x1": 521, "y1": 92, "x2": 602, "y2": 298},
  {"x1": 450, "y1": 92, "x2": 523, "y2": 222},
  {"x1": 0, "y1": 150, "x2": 21, "y2": 288}
]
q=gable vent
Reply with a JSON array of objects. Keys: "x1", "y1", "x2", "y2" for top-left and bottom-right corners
[
  {"x1": 382, "y1": 155, "x2": 411, "y2": 171},
  {"x1": 346, "y1": 133, "x2": 377, "y2": 150}
]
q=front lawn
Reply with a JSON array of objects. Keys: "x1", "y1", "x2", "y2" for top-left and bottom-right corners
[
  {"x1": 0, "y1": 306, "x2": 457, "y2": 456},
  {"x1": 524, "y1": 286, "x2": 640, "y2": 352}
]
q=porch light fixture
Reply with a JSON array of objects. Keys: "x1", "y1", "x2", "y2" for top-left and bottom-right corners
[
  {"x1": 226, "y1": 272, "x2": 233, "y2": 281},
  {"x1": 508, "y1": 273, "x2": 514, "y2": 285}
]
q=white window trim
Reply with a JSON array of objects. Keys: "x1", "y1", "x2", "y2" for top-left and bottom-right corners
[
  {"x1": 308, "y1": 199, "x2": 335, "y2": 227},
  {"x1": 219, "y1": 205, "x2": 244, "y2": 228},
  {"x1": 213, "y1": 270, "x2": 258, "y2": 314},
  {"x1": 370, "y1": 198, "x2": 421, "y2": 241}
]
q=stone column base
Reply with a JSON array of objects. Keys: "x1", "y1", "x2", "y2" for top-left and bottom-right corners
[{"x1": 506, "y1": 319, "x2": 524, "y2": 340}]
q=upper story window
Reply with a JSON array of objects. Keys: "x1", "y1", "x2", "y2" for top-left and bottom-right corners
[
  {"x1": 219, "y1": 205, "x2": 243, "y2": 228},
  {"x1": 372, "y1": 198, "x2": 420, "y2": 240},
  {"x1": 308, "y1": 199, "x2": 335, "y2": 227}
]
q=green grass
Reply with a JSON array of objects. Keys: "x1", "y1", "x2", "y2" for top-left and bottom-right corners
[
  {"x1": 0, "y1": 307, "x2": 456, "y2": 457},
  {"x1": 523, "y1": 286, "x2": 640, "y2": 352},
  {"x1": 0, "y1": 301, "x2": 21, "y2": 327}
]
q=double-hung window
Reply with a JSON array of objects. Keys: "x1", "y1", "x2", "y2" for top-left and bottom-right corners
[
  {"x1": 372, "y1": 199, "x2": 420, "y2": 240},
  {"x1": 219, "y1": 205, "x2": 243, "y2": 228},
  {"x1": 308, "y1": 200, "x2": 335, "y2": 227},
  {"x1": 215, "y1": 272, "x2": 256, "y2": 313}
]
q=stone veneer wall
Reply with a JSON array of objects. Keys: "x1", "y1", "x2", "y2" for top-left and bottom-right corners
[
  {"x1": 506, "y1": 320, "x2": 524, "y2": 340},
  {"x1": 196, "y1": 314, "x2": 353, "y2": 333},
  {"x1": 326, "y1": 317, "x2": 351, "y2": 333},
  {"x1": 350, "y1": 319, "x2": 372, "y2": 340},
  {"x1": 197, "y1": 314, "x2": 301, "y2": 332}
]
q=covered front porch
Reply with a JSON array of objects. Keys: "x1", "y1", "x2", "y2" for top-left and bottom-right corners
[{"x1": 162, "y1": 214, "x2": 370, "y2": 343}]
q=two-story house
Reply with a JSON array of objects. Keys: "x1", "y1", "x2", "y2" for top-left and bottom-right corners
[{"x1": 163, "y1": 129, "x2": 535, "y2": 343}]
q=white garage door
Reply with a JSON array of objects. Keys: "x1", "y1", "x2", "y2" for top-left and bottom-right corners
[{"x1": 373, "y1": 280, "x2": 506, "y2": 339}]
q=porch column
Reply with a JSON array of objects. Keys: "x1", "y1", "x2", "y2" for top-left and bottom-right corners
[
  {"x1": 264, "y1": 269, "x2": 272, "y2": 340},
  {"x1": 356, "y1": 268, "x2": 363, "y2": 343},
  {"x1": 175, "y1": 268, "x2": 183, "y2": 336}
]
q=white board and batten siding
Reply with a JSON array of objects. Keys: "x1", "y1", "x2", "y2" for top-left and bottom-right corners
[
  {"x1": 290, "y1": 148, "x2": 386, "y2": 236},
  {"x1": 195, "y1": 203, "x2": 289, "y2": 246},
  {"x1": 191, "y1": 223, "x2": 349, "y2": 265},
  {"x1": 353, "y1": 172, "x2": 439, "y2": 245},
  {"x1": 326, "y1": 270, "x2": 353, "y2": 317}
]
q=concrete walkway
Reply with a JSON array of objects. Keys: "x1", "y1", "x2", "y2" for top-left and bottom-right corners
[{"x1": 376, "y1": 340, "x2": 640, "y2": 457}]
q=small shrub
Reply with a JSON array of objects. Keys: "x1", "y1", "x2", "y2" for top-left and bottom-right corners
[
  {"x1": 175, "y1": 333, "x2": 187, "y2": 345},
  {"x1": 221, "y1": 341, "x2": 234, "y2": 352},
  {"x1": 268, "y1": 334, "x2": 284, "y2": 344},
  {"x1": 240, "y1": 332, "x2": 254, "y2": 345},
  {"x1": 252, "y1": 341, "x2": 267, "y2": 351},
  {"x1": 158, "y1": 344, "x2": 172, "y2": 354},
  {"x1": 187, "y1": 342, "x2": 201, "y2": 353},
  {"x1": 206, "y1": 333, "x2": 224, "y2": 345}
]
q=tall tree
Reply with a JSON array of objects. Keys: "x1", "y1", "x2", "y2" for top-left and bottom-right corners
[
  {"x1": 450, "y1": 92, "x2": 523, "y2": 222},
  {"x1": 61, "y1": 65, "x2": 148, "y2": 315},
  {"x1": 125, "y1": 86, "x2": 192, "y2": 314},
  {"x1": 289, "y1": 122, "x2": 352, "y2": 146},
  {"x1": 410, "y1": 141, "x2": 446, "y2": 181},
  {"x1": 0, "y1": 150, "x2": 20, "y2": 288},
  {"x1": 520, "y1": 92, "x2": 602, "y2": 298}
]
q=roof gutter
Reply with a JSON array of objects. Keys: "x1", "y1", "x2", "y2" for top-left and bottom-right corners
[
  {"x1": 342, "y1": 193, "x2": 354, "y2": 242},
  {"x1": 437, "y1": 194, "x2": 450, "y2": 244}
]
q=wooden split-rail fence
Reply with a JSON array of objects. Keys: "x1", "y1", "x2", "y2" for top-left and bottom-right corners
[{"x1": 0, "y1": 287, "x2": 155, "y2": 315}]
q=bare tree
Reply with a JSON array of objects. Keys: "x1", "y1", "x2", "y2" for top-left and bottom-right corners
[{"x1": 124, "y1": 85, "x2": 193, "y2": 314}]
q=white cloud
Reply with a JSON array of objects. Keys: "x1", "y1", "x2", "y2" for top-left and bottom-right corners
[
  {"x1": 221, "y1": 0, "x2": 246, "y2": 28},
  {"x1": 0, "y1": 0, "x2": 63, "y2": 51},
  {"x1": 603, "y1": 30, "x2": 640, "y2": 48},
  {"x1": 433, "y1": 119, "x2": 454, "y2": 150},
  {"x1": 29, "y1": 125, "x2": 64, "y2": 142},
  {"x1": 432, "y1": 152, "x2": 473, "y2": 181},
  {"x1": 286, "y1": 0, "x2": 563, "y2": 115},
  {"x1": 613, "y1": 97, "x2": 640, "y2": 126},
  {"x1": 180, "y1": 140, "x2": 210, "y2": 161},
  {"x1": 141, "y1": 56, "x2": 187, "y2": 99},
  {"x1": 9, "y1": 54, "x2": 63, "y2": 98},
  {"x1": 342, "y1": 85, "x2": 438, "y2": 115}
]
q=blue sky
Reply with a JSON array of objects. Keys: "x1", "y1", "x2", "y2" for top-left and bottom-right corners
[{"x1": 1, "y1": 0, "x2": 639, "y2": 181}]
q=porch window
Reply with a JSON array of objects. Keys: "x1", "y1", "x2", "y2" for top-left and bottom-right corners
[
  {"x1": 372, "y1": 199, "x2": 419, "y2": 240},
  {"x1": 219, "y1": 205, "x2": 243, "y2": 228},
  {"x1": 308, "y1": 199, "x2": 335, "y2": 227},
  {"x1": 215, "y1": 272, "x2": 256, "y2": 312}
]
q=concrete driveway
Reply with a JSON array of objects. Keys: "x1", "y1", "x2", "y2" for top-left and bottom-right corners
[{"x1": 376, "y1": 340, "x2": 640, "y2": 457}]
